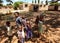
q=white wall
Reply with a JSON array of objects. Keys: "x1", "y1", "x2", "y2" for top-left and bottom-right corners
[{"x1": 39, "y1": 5, "x2": 48, "y2": 11}]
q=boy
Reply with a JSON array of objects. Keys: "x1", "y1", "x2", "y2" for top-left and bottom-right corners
[
  {"x1": 17, "y1": 24, "x2": 25, "y2": 43},
  {"x1": 38, "y1": 12, "x2": 44, "y2": 34},
  {"x1": 14, "y1": 12, "x2": 22, "y2": 27},
  {"x1": 6, "y1": 21, "x2": 13, "y2": 43}
]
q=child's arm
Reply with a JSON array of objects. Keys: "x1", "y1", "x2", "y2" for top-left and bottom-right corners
[{"x1": 24, "y1": 32, "x2": 27, "y2": 37}]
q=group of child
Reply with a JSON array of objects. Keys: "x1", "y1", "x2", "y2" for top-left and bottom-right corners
[
  {"x1": 5, "y1": 12, "x2": 44, "y2": 43},
  {"x1": 15, "y1": 12, "x2": 33, "y2": 43}
]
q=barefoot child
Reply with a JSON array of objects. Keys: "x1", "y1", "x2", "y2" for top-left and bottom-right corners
[
  {"x1": 38, "y1": 12, "x2": 44, "y2": 34},
  {"x1": 17, "y1": 24, "x2": 25, "y2": 43},
  {"x1": 26, "y1": 20, "x2": 33, "y2": 40},
  {"x1": 6, "y1": 21, "x2": 13, "y2": 43},
  {"x1": 14, "y1": 12, "x2": 22, "y2": 27}
]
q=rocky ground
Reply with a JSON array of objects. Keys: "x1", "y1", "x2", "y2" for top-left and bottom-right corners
[{"x1": 0, "y1": 11, "x2": 60, "y2": 43}]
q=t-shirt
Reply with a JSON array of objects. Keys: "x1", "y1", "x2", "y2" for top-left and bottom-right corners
[
  {"x1": 17, "y1": 29, "x2": 25, "y2": 38},
  {"x1": 16, "y1": 17, "x2": 22, "y2": 25},
  {"x1": 22, "y1": 19, "x2": 26, "y2": 26},
  {"x1": 6, "y1": 26, "x2": 12, "y2": 36},
  {"x1": 38, "y1": 21, "x2": 43, "y2": 33}
]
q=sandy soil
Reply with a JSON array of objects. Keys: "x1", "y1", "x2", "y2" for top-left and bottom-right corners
[{"x1": 0, "y1": 11, "x2": 60, "y2": 43}]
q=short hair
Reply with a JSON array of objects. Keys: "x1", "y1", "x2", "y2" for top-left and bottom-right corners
[
  {"x1": 14, "y1": 12, "x2": 20, "y2": 15},
  {"x1": 6, "y1": 21, "x2": 10, "y2": 26}
]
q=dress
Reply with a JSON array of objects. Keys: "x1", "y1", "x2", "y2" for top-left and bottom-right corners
[{"x1": 38, "y1": 21, "x2": 43, "y2": 33}]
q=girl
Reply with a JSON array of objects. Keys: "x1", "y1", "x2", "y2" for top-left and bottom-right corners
[
  {"x1": 26, "y1": 20, "x2": 33, "y2": 40},
  {"x1": 17, "y1": 24, "x2": 25, "y2": 43},
  {"x1": 38, "y1": 13, "x2": 44, "y2": 34}
]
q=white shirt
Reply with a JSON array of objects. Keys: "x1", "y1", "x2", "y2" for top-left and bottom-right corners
[
  {"x1": 17, "y1": 29, "x2": 25, "y2": 38},
  {"x1": 6, "y1": 26, "x2": 12, "y2": 36}
]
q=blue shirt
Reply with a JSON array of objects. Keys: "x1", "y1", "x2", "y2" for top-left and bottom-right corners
[{"x1": 16, "y1": 17, "x2": 22, "y2": 26}]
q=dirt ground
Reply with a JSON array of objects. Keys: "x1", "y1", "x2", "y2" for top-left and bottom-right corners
[{"x1": 0, "y1": 11, "x2": 60, "y2": 43}]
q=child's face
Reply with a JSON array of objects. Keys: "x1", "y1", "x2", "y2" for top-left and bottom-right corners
[
  {"x1": 15, "y1": 13, "x2": 19, "y2": 18},
  {"x1": 26, "y1": 21, "x2": 30, "y2": 25},
  {"x1": 26, "y1": 20, "x2": 30, "y2": 23}
]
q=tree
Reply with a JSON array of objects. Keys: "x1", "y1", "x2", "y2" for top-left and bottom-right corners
[
  {"x1": 50, "y1": 1, "x2": 58, "y2": 5},
  {"x1": 0, "y1": 0, "x2": 3, "y2": 6},
  {"x1": 0, "y1": 0, "x2": 3, "y2": 3},
  {"x1": 41, "y1": 1, "x2": 43, "y2": 4},
  {"x1": 38, "y1": 0, "x2": 40, "y2": 4},
  {"x1": 46, "y1": 0, "x2": 48, "y2": 5},
  {"x1": 6, "y1": 0, "x2": 13, "y2": 4},
  {"x1": 0, "y1": 3, "x2": 3, "y2": 6},
  {"x1": 50, "y1": 1, "x2": 59, "y2": 10},
  {"x1": 32, "y1": 0, "x2": 34, "y2": 3},
  {"x1": 13, "y1": 1, "x2": 23, "y2": 10},
  {"x1": 35, "y1": 0, "x2": 36, "y2": 4}
]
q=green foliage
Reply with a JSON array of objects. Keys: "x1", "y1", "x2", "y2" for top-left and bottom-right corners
[
  {"x1": 13, "y1": 1, "x2": 23, "y2": 10},
  {"x1": 0, "y1": 3, "x2": 3, "y2": 6},
  {"x1": 0, "y1": 0, "x2": 3, "y2": 3},
  {"x1": 6, "y1": 0, "x2": 13, "y2": 5},
  {"x1": 0, "y1": 0, "x2": 3, "y2": 6},
  {"x1": 6, "y1": 0, "x2": 11, "y2": 2},
  {"x1": 50, "y1": 1, "x2": 60, "y2": 5}
]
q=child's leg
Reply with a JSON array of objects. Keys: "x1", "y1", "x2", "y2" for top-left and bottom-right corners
[
  {"x1": 8, "y1": 36, "x2": 13, "y2": 43},
  {"x1": 19, "y1": 38, "x2": 24, "y2": 43},
  {"x1": 18, "y1": 40, "x2": 21, "y2": 43},
  {"x1": 21, "y1": 38, "x2": 25, "y2": 43}
]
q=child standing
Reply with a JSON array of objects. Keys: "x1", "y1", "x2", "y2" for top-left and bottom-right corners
[
  {"x1": 14, "y1": 12, "x2": 22, "y2": 27},
  {"x1": 38, "y1": 12, "x2": 44, "y2": 34},
  {"x1": 17, "y1": 24, "x2": 25, "y2": 43},
  {"x1": 26, "y1": 20, "x2": 33, "y2": 40},
  {"x1": 6, "y1": 21, "x2": 13, "y2": 43}
]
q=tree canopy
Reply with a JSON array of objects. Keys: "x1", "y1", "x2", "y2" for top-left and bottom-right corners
[
  {"x1": 6, "y1": 0, "x2": 13, "y2": 5},
  {"x1": 0, "y1": 0, "x2": 3, "y2": 6},
  {"x1": 50, "y1": 1, "x2": 60, "y2": 5},
  {"x1": 0, "y1": 0, "x2": 3, "y2": 3},
  {"x1": 13, "y1": 1, "x2": 24, "y2": 10}
]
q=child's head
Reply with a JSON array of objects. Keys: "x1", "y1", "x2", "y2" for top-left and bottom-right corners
[
  {"x1": 26, "y1": 20, "x2": 31, "y2": 28},
  {"x1": 6, "y1": 21, "x2": 10, "y2": 27},
  {"x1": 22, "y1": 16, "x2": 25, "y2": 19},
  {"x1": 14, "y1": 12, "x2": 20, "y2": 18},
  {"x1": 26, "y1": 20, "x2": 30, "y2": 25}
]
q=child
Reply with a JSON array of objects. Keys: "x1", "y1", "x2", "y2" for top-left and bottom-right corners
[
  {"x1": 6, "y1": 21, "x2": 13, "y2": 43},
  {"x1": 17, "y1": 24, "x2": 25, "y2": 43},
  {"x1": 38, "y1": 21, "x2": 43, "y2": 34},
  {"x1": 22, "y1": 16, "x2": 27, "y2": 28},
  {"x1": 25, "y1": 20, "x2": 33, "y2": 40},
  {"x1": 38, "y1": 12, "x2": 44, "y2": 34},
  {"x1": 14, "y1": 12, "x2": 22, "y2": 27}
]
